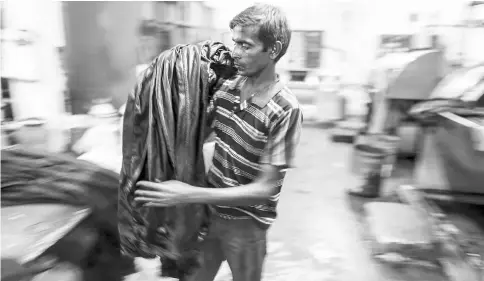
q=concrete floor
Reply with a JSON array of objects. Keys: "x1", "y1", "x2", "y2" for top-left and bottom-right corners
[{"x1": 213, "y1": 125, "x2": 445, "y2": 281}]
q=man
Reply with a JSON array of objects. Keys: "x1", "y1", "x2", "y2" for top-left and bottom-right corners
[{"x1": 134, "y1": 4, "x2": 303, "y2": 281}]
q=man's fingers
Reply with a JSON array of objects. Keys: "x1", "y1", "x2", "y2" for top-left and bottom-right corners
[
  {"x1": 136, "y1": 181, "x2": 163, "y2": 190},
  {"x1": 133, "y1": 196, "x2": 155, "y2": 203},
  {"x1": 133, "y1": 180, "x2": 181, "y2": 208},
  {"x1": 133, "y1": 197, "x2": 170, "y2": 208},
  {"x1": 134, "y1": 190, "x2": 162, "y2": 198},
  {"x1": 134, "y1": 196, "x2": 169, "y2": 206},
  {"x1": 143, "y1": 202, "x2": 168, "y2": 208}
]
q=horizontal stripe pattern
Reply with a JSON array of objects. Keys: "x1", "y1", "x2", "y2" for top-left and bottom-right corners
[{"x1": 207, "y1": 75, "x2": 302, "y2": 229}]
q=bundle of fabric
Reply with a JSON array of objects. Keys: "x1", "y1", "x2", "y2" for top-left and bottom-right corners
[
  {"x1": 119, "y1": 40, "x2": 236, "y2": 278},
  {"x1": 2, "y1": 147, "x2": 119, "y2": 232},
  {"x1": 1, "y1": 146, "x2": 131, "y2": 280}
]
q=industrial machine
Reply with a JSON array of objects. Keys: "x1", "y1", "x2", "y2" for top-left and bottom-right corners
[{"x1": 366, "y1": 49, "x2": 444, "y2": 157}]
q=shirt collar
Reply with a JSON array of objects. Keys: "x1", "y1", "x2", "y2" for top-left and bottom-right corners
[{"x1": 228, "y1": 75, "x2": 284, "y2": 108}]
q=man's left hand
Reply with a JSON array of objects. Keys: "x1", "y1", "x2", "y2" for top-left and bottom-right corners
[{"x1": 134, "y1": 180, "x2": 193, "y2": 207}]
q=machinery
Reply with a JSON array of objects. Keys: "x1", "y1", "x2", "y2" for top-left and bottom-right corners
[
  {"x1": 413, "y1": 63, "x2": 484, "y2": 199},
  {"x1": 399, "y1": 63, "x2": 484, "y2": 281},
  {"x1": 365, "y1": 49, "x2": 444, "y2": 157}
]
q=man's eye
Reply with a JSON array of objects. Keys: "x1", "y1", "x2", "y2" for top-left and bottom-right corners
[{"x1": 234, "y1": 42, "x2": 249, "y2": 50}]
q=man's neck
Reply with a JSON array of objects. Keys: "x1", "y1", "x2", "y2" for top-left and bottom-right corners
[{"x1": 246, "y1": 63, "x2": 277, "y2": 87}]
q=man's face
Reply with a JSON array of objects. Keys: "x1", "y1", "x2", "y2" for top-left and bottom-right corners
[{"x1": 231, "y1": 26, "x2": 272, "y2": 77}]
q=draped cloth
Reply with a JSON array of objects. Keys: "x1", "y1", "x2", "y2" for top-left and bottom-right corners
[{"x1": 118, "y1": 41, "x2": 235, "y2": 278}]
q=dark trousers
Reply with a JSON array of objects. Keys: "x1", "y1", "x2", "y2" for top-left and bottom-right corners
[{"x1": 183, "y1": 215, "x2": 267, "y2": 281}]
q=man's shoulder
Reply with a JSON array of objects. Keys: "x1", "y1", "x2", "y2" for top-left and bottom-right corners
[{"x1": 272, "y1": 83, "x2": 301, "y2": 113}]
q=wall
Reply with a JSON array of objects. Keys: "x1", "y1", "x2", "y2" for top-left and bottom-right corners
[
  {"x1": 0, "y1": 1, "x2": 230, "y2": 119},
  {"x1": 147, "y1": 1, "x2": 218, "y2": 45},
  {"x1": 462, "y1": 3, "x2": 484, "y2": 66},
  {"x1": 63, "y1": 2, "x2": 143, "y2": 112},
  {"x1": 63, "y1": 1, "x2": 217, "y2": 113},
  {"x1": 1, "y1": 0, "x2": 66, "y2": 120}
]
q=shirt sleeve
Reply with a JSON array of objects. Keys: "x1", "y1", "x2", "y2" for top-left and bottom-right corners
[
  {"x1": 206, "y1": 95, "x2": 217, "y2": 128},
  {"x1": 260, "y1": 107, "x2": 303, "y2": 170},
  {"x1": 205, "y1": 77, "x2": 226, "y2": 141},
  {"x1": 204, "y1": 96, "x2": 218, "y2": 142}
]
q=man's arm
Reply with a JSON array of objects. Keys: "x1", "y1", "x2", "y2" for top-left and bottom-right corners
[
  {"x1": 135, "y1": 164, "x2": 281, "y2": 207},
  {"x1": 135, "y1": 107, "x2": 303, "y2": 207},
  {"x1": 191, "y1": 164, "x2": 282, "y2": 206},
  {"x1": 204, "y1": 74, "x2": 226, "y2": 142}
]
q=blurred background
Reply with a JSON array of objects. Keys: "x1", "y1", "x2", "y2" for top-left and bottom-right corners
[
  {"x1": 1, "y1": 0, "x2": 483, "y2": 122},
  {"x1": 2, "y1": 1, "x2": 484, "y2": 281}
]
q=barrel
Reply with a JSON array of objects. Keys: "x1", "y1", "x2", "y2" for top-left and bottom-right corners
[
  {"x1": 353, "y1": 143, "x2": 386, "y2": 192},
  {"x1": 374, "y1": 134, "x2": 401, "y2": 178},
  {"x1": 350, "y1": 133, "x2": 401, "y2": 196},
  {"x1": 354, "y1": 143, "x2": 386, "y2": 174}
]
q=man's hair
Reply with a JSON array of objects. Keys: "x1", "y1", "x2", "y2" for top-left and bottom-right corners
[{"x1": 229, "y1": 4, "x2": 291, "y2": 62}]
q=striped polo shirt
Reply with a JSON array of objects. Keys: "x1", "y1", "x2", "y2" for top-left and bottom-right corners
[{"x1": 206, "y1": 75, "x2": 303, "y2": 229}]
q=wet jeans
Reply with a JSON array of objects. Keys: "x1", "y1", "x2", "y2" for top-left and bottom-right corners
[{"x1": 183, "y1": 215, "x2": 267, "y2": 281}]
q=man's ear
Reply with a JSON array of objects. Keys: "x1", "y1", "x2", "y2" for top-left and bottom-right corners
[{"x1": 270, "y1": 41, "x2": 283, "y2": 60}]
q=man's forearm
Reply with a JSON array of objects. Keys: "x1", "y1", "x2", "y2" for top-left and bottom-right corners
[
  {"x1": 134, "y1": 164, "x2": 284, "y2": 207},
  {"x1": 187, "y1": 182, "x2": 276, "y2": 206}
]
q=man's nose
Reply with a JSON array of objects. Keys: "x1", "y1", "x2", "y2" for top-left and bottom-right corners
[{"x1": 231, "y1": 46, "x2": 242, "y2": 60}]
